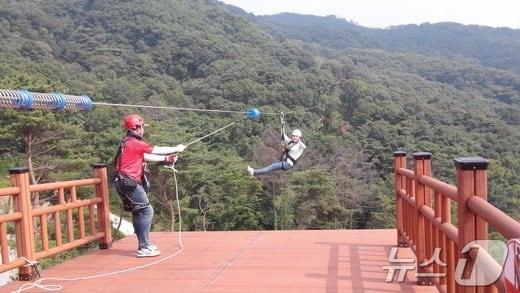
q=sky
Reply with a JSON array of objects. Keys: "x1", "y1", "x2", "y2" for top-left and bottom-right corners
[{"x1": 220, "y1": 0, "x2": 520, "y2": 29}]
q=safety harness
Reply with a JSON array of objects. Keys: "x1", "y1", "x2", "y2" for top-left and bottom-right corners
[
  {"x1": 280, "y1": 141, "x2": 298, "y2": 165},
  {"x1": 279, "y1": 112, "x2": 298, "y2": 166},
  {"x1": 113, "y1": 132, "x2": 151, "y2": 211}
]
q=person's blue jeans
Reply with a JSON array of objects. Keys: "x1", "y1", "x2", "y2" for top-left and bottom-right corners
[
  {"x1": 128, "y1": 185, "x2": 154, "y2": 250},
  {"x1": 254, "y1": 161, "x2": 292, "y2": 176}
]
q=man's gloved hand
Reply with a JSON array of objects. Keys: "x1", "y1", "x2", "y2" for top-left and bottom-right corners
[
  {"x1": 165, "y1": 154, "x2": 178, "y2": 164},
  {"x1": 175, "y1": 144, "x2": 186, "y2": 152}
]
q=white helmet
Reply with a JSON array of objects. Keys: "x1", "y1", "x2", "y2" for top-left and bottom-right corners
[{"x1": 292, "y1": 129, "x2": 302, "y2": 137}]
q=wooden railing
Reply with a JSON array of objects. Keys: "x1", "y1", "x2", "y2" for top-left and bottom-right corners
[
  {"x1": 394, "y1": 151, "x2": 520, "y2": 293},
  {"x1": 0, "y1": 164, "x2": 112, "y2": 280}
]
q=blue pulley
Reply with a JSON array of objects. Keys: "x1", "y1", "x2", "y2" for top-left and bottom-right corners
[{"x1": 246, "y1": 108, "x2": 261, "y2": 120}]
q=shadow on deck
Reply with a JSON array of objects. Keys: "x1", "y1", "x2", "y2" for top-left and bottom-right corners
[{"x1": 3, "y1": 229, "x2": 437, "y2": 292}]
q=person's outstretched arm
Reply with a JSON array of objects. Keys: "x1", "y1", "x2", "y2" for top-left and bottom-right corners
[
  {"x1": 283, "y1": 131, "x2": 290, "y2": 143},
  {"x1": 144, "y1": 153, "x2": 177, "y2": 163},
  {"x1": 144, "y1": 153, "x2": 167, "y2": 161},
  {"x1": 143, "y1": 144, "x2": 185, "y2": 161},
  {"x1": 150, "y1": 144, "x2": 186, "y2": 155}
]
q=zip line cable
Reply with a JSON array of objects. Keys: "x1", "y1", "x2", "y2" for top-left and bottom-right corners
[
  {"x1": 94, "y1": 101, "x2": 248, "y2": 115},
  {"x1": 0, "y1": 89, "x2": 332, "y2": 117},
  {"x1": 93, "y1": 101, "x2": 329, "y2": 116}
]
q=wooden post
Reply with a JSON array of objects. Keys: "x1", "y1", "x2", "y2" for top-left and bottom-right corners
[
  {"x1": 93, "y1": 164, "x2": 112, "y2": 249},
  {"x1": 442, "y1": 194, "x2": 455, "y2": 292},
  {"x1": 410, "y1": 173, "x2": 417, "y2": 247},
  {"x1": 414, "y1": 152, "x2": 433, "y2": 286},
  {"x1": 393, "y1": 151, "x2": 407, "y2": 247},
  {"x1": 407, "y1": 176, "x2": 414, "y2": 246},
  {"x1": 455, "y1": 157, "x2": 489, "y2": 293},
  {"x1": 433, "y1": 191, "x2": 442, "y2": 285},
  {"x1": 9, "y1": 167, "x2": 38, "y2": 281}
]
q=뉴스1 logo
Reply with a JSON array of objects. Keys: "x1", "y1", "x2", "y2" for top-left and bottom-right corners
[
  {"x1": 455, "y1": 240, "x2": 507, "y2": 286},
  {"x1": 383, "y1": 239, "x2": 514, "y2": 287}
]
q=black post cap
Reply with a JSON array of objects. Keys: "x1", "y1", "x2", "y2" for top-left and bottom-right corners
[
  {"x1": 9, "y1": 167, "x2": 29, "y2": 174},
  {"x1": 393, "y1": 151, "x2": 407, "y2": 157},
  {"x1": 413, "y1": 152, "x2": 432, "y2": 160},
  {"x1": 92, "y1": 163, "x2": 108, "y2": 169},
  {"x1": 454, "y1": 157, "x2": 489, "y2": 170}
]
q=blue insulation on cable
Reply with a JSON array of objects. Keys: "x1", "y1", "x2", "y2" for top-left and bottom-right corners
[
  {"x1": 246, "y1": 108, "x2": 261, "y2": 120},
  {"x1": 2, "y1": 89, "x2": 93, "y2": 111},
  {"x1": 82, "y1": 96, "x2": 93, "y2": 111},
  {"x1": 52, "y1": 93, "x2": 67, "y2": 110},
  {"x1": 19, "y1": 90, "x2": 34, "y2": 108}
]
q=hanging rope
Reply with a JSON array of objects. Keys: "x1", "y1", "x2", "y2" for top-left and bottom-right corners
[
  {"x1": 280, "y1": 112, "x2": 285, "y2": 139},
  {"x1": 115, "y1": 208, "x2": 125, "y2": 237},
  {"x1": 183, "y1": 118, "x2": 243, "y2": 147}
]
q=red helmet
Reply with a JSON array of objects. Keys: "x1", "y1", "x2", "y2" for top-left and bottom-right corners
[{"x1": 124, "y1": 115, "x2": 147, "y2": 130}]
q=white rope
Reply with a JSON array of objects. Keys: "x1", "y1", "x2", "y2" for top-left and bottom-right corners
[
  {"x1": 184, "y1": 118, "x2": 242, "y2": 147},
  {"x1": 12, "y1": 168, "x2": 184, "y2": 293}
]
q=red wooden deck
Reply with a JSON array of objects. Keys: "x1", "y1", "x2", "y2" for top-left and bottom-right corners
[{"x1": 3, "y1": 229, "x2": 437, "y2": 292}]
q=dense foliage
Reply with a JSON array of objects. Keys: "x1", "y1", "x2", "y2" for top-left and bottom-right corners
[
  {"x1": 0, "y1": 0, "x2": 518, "y2": 233},
  {"x1": 257, "y1": 13, "x2": 520, "y2": 74}
]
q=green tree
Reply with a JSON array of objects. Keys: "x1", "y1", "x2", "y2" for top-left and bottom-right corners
[{"x1": 285, "y1": 168, "x2": 345, "y2": 229}]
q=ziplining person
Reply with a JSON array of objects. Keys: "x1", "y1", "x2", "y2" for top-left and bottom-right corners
[
  {"x1": 247, "y1": 113, "x2": 306, "y2": 176},
  {"x1": 113, "y1": 114, "x2": 186, "y2": 257}
]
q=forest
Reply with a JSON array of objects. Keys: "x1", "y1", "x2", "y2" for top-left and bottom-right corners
[{"x1": 0, "y1": 0, "x2": 518, "y2": 234}]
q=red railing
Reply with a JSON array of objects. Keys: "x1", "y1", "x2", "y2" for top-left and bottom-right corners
[
  {"x1": 0, "y1": 164, "x2": 112, "y2": 280},
  {"x1": 394, "y1": 151, "x2": 520, "y2": 293}
]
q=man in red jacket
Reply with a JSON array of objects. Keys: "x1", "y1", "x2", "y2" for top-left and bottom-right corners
[{"x1": 114, "y1": 114, "x2": 185, "y2": 257}]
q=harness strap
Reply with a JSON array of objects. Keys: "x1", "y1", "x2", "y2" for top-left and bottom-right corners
[
  {"x1": 281, "y1": 141, "x2": 298, "y2": 165},
  {"x1": 114, "y1": 131, "x2": 142, "y2": 174},
  {"x1": 113, "y1": 132, "x2": 150, "y2": 212},
  {"x1": 114, "y1": 174, "x2": 150, "y2": 211}
]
